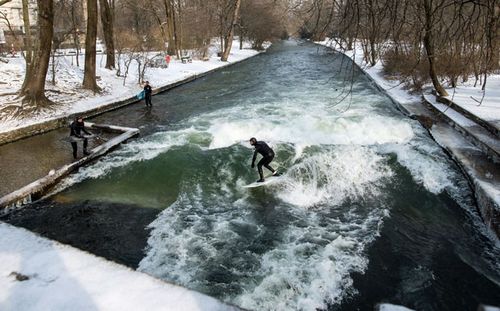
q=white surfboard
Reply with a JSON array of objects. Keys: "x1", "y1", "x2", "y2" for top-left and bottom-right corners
[{"x1": 244, "y1": 174, "x2": 282, "y2": 188}]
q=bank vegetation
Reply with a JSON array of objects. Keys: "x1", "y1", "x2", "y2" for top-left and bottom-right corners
[{"x1": 299, "y1": 0, "x2": 500, "y2": 96}]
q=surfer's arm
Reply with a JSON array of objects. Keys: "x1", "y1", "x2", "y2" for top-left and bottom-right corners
[
  {"x1": 251, "y1": 150, "x2": 258, "y2": 167},
  {"x1": 81, "y1": 123, "x2": 92, "y2": 136}
]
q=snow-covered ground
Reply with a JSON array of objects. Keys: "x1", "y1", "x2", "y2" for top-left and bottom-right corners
[
  {"x1": 0, "y1": 222, "x2": 239, "y2": 311},
  {"x1": 443, "y1": 75, "x2": 500, "y2": 130},
  {"x1": 0, "y1": 40, "x2": 262, "y2": 134}
]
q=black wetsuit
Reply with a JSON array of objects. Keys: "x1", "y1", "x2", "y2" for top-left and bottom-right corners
[
  {"x1": 144, "y1": 84, "x2": 152, "y2": 107},
  {"x1": 252, "y1": 141, "x2": 275, "y2": 181},
  {"x1": 69, "y1": 120, "x2": 91, "y2": 159}
]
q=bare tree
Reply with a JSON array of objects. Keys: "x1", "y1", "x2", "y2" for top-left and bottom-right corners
[
  {"x1": 240, "y1": 0, "x2": 284, "y2": 50},
  {"x1": 19, "y1": 0, "x2": 54, "y2": 106},
  {"x1": 99, "y1": 0, "x2": 116, "y2": 69},
  {"x1": 221, "y1": 0, "x2": 241, "y2": 61},
  {"x1": 20, "y1": 0, "x2": 33, "y2": 91},
  {"x1": 82, "y1": 0, "x2": 101, "y2": 91}
]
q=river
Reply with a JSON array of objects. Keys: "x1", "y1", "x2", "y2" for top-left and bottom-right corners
[{"x1": 3, "y1": 41, "x2": 499, "y2": 310}]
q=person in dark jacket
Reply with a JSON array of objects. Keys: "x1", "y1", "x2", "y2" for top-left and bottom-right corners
[
  {"x1": 144, "y1": 81, "x2": 152, "y2": 107},
  {"x1": 69, "y1": 116, "x2": 91, "y2": 159},
  {"x1": 250, "y1": 137, "x2": 278, "y2": 182}
]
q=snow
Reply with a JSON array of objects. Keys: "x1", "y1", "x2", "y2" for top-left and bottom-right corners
[
  {"x1": 0, "y1": 222, "x2": 240, "y2": 311},
  {"x1": 444, "y1": 75, "x2": 500, "y2": 128},
  {"x1": 0, "y1": 40, "x2": 263, "y2": 134},
  {"x1": 423, "y1": 94, "x2": 478, "y2": 127}
]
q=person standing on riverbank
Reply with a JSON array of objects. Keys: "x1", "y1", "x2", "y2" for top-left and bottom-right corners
[
  {"x1": 69, "y1": 116, "x2": 91, "y2": 159},
  {"x1": 250, "y1": 137, "x2": 278, "y2": 182},
  {"x1": 144, "y1": 81, "x2": 153, "y2": 107}
]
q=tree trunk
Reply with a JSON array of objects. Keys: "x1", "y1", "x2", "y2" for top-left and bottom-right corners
[
  {"x1": 19, "y1": 0, "x2": 54, "y2": 106},
  {"x1": 163, "y1": 0, "x2": 176, "y2": 56},
  {"x1": 368, "y1": 0, "x2": 378, "y2": 66},
  {"x1": 176, "y1": 0, "x2": 183, "y2": 57},
  {"x1": 221, "y1": 0, "x2": 241, "y2": 61},
  {"x1": 171, "y1": 1, "x2": 180, "y2": 58},
  {"x1": 0, "y1": 0, "x2": 12, "y2": 7},
  {"x1": 152, "y1": 11, "x2": 168, "y2": 52},
  {"x1": 422, "y1": 0, "x2": 448, "y2": 96},
  {"x1": 83, "y1": 0, "x2": 100, "y2": 91},
  {"x1": 70, "y1": 3, "x2": 81, "y2": 67},
  {"x1": 20, "y1": 0, "x2": 33, "y2": 91},
  {"x1": 99, "y1": 0, "x2": 115, "y2": 69}
]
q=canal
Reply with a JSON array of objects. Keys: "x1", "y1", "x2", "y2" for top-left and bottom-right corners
[{"x1": 2, "y1": 41, "x2": 499, "y2": 311}]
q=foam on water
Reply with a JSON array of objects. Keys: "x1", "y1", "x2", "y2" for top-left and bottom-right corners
[
  {"x1": 56, "y1": 127, "x2": 200, "y2": 189},
  {"x1": 272, "y1": 146, "x2": 393, "y2": 208},
  {"x1": 379, "y1": 122, "x2": 466, "y2": 196},
  {"x1": 139, "y1": 178, "x2": 389, "y2": 311}
]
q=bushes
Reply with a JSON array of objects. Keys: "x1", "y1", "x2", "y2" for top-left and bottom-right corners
[{"x1": 382, "y1": 48, "x2": 429, "y2": 92}]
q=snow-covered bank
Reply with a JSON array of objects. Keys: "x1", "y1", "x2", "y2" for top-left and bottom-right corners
[
  {"x1": 0, "y1": 40, "x2": 263, "y2": 136},
  {"x1": 0, "y1": 222, "x2": 240, "y2": 310},
  {"x1": 443, "y1": 76, "x2": 500, "y2": 132},
  {"x1": 315, "y1": 39, "x2": 500, "y2": 238},
  {"x1": 315, "y1": 40, "x2": 421, "y2": 107}
]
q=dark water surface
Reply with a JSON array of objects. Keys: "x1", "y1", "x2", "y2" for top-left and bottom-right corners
[{"x1": 3, "y1": 41, "x2": 499, "y2": 311}]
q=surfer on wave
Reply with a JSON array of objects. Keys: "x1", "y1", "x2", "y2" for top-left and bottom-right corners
[{"x1": 250, "y1": 137, "x2": 279, "y2": 182}]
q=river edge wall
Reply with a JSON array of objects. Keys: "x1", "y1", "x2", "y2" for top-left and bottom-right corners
[
  {"x1": 318, "y1": 43, "x2": 499, "y2": 239},
  {"x1": 0, "y1": 54, "x2": 263, "y2": 146}
]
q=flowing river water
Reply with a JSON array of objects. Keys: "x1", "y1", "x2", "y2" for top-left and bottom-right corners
[{"x1": 3, "y1": 41, "x2": 500, "y2": 310}]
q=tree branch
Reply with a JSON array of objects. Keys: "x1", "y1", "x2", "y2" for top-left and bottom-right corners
[{"x1": 0, "y1": 0, "x2": 12, "y2": 7}]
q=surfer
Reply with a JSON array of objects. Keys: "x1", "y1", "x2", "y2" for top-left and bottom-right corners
[
  {"x1": 69, "y1": 116, "x2": 92, "y2": 159},
  {"x1": 250, "y1": 137, "x2": 278, "y2": 182}
]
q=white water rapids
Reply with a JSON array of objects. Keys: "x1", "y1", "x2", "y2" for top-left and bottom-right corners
[{"x1": 52, "y1": 41, "x2": 476, "y2": 310}]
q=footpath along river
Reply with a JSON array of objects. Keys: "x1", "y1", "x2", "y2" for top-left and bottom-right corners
[{"x1": 3, "y1": 41, "x2": 499, "y2": 311}]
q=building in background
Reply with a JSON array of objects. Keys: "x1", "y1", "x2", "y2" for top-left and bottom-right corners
[
  {"x1": 0, "y1": 0, "x2": 37, "y2": 33},
  {"x1": 0, "y1": 0, "x2": 37, "y2": 53}
]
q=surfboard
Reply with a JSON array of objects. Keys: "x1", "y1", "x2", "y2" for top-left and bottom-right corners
[
  {"x1": 137, "y1": 90, "x2": 145, "y2": 100},
  {"x1": 243, "y1": 172, "x2": 283, "y2": 188},
  {"x1": 61, "y1": 134, "x2": 96, "y2": 142}
]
